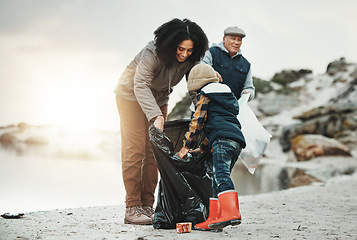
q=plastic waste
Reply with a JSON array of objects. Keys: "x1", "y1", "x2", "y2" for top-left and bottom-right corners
[
  {"x1": 237, "y1": 94, "x2": 272, "y2": 174},
  {"x1": 149, "y1": 119, "x2": 213, "y2": 229},
  {"x1": 1, "y1": 213, "x2": 25, "y2": 219}
]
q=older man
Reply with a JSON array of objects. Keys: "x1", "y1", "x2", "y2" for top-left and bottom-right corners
[{"x1": 201, "y1": 26, "x2": 255, "y2": 101}]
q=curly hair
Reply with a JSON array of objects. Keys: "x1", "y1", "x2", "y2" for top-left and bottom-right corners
[{"x1": 154, "y1": 18, "x2": 208, "y2": 68}]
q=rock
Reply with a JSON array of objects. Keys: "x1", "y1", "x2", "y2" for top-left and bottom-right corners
[
  {"x1": 281, "y1": 99, "x2": 357, "y2": 152},
  {"x1": 289, "y1": 169, "x2": 321, "y2": 188},
  {"x1": 17, "y1": 122, "x2": 31, "y2": 132},
  {"x1": 167, "y1": 93, "x2": 192, "y2": 120},
  {"x1": 271, "y1": 69, "x2": 312, "y2": 87},
  {"x1": 335, "y1": 130, "x2": 357, "y2": 150},
  {"x1": 326, "y1": 57, "x2": 349, "y2": 76},
  {"x1": 252, "y1": 77, "x2": 274, "y2": 96},
  {"x1": 0, "y1": 132, "x2": 17, "y2": 146},
  {"x1": 24, "y1": 136, "x2": 48, "y2": 145},
  {"x1": 291, "y1": 134, "x2": 351, "y2": 161},
  {"x1": 293, "y1": 102, "x2": 357, "y2": 121},
  {"x1": 297, "y1": 110, "x2": 356, "y2": 138},
  {"x1": 257, "y1": 93, "x2": 300, "y2": 116}
]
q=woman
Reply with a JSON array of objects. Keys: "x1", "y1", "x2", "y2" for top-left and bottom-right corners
[{"x1": 114, "y1": 18, "x2": 208, "y2": 225}]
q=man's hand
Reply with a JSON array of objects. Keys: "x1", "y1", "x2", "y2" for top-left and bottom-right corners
[
  {"x1": 153, "y1": 115, "x2": 164, "y2": 131},
  {"x1": 242, "y1": 90, "x2": 251, "y2": 100},
  {"x1": 177, "y1": 146, "x2": 190, "y2": 158}
]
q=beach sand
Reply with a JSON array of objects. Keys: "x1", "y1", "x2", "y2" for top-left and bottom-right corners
[{"x1": 1, "y1": 157, "x2": 357, "y2": 240}]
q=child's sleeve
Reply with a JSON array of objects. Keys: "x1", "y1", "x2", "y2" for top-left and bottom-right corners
[
  {"x1": 199, "y1": 137, "x2": 210, "y2": 152},
  {"x1": 183, "y1": 95, "x2": 210, "y2": 149}
]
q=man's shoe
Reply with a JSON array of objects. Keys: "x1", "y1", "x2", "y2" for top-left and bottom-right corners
[
  {"x1": 142, "y1": 206, "x2": 155, "y2": 220},
  {"x1": 124, "y1": 206, "x2": 152, "y2": 225}
]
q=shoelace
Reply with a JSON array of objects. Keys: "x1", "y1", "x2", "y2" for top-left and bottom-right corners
[
  {"x1": 137, "y1": 206, "x2": 147, "y2": 215},
  {"x1": 143, "y1": 206, "x2": 154, "y2": 215},
  {"x1": 128, "y1": 206, "x2": 145, "y2": 217}
]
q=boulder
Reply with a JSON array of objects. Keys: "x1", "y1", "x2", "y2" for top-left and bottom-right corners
[
  {"x1": 257, "y1": 93, "x2": 300, "y2": 116},
  {"x1": 291, "y1": 134, "x2": 351, "y2": 161},
  {"x1": 326, "y1": 57, "x2": 349, "y2": 76},
  {"x1": 283, "y1": 109, "x2": 357, "y2": 145},
  {"x1": 289, "y1": 169, "x2": 321, "y2": 188},
  {"x1": 281, "y1": 95, "x2": 357, "y2": 152},
  {"x1": 271, "y1": 69, "x2": 312, "y2": 87},
  {"x1": 0, "y1": 132, "x2": 17, "y2": 146}
]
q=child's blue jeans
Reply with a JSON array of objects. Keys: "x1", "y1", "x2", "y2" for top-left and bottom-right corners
[{"x1": 211, "y1": 138, "x2": 242, "y2": 198}]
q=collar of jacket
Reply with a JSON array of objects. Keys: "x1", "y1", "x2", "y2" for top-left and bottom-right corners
[{"x1": 211, "y1": 42, "x2": 243, "y2": 58}]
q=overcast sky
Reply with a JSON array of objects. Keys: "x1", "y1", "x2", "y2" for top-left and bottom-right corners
[{"x1": 0, "y1": 0, "x2": 356, "y2": 131}]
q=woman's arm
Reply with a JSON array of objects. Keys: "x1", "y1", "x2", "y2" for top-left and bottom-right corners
[{"x1": 133, "y1": 47, "x2": 163, "y2": 122}]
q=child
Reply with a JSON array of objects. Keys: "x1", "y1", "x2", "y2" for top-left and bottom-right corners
[{"x1": 177, "y1": 63, "x2": 246, "y2": 230}]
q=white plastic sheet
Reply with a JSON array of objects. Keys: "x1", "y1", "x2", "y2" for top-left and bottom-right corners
[{"x1": 237, "y1": 94, "x2": 272, "y2": 174}]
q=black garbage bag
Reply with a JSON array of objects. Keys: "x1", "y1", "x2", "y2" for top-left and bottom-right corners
[{"x1": 149, "y1": 119, "x2": 213, "y2": 229}]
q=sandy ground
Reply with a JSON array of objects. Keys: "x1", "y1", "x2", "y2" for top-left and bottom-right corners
[{"x1": 1, "y1": 158, "x2": 357, "y2": 240}]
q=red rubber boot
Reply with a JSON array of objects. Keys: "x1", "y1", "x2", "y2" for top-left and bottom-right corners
[
  {"x1": 208, "y1": 190, "x2": 241, "y2": 229},
  {"x1": 194, "y1": 198, "x2": 221, "y2": 231}
]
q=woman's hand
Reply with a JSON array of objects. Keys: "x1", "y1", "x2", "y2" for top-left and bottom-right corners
[
  {"x1": 177, "y1": 146, "x2": 190, "y2": 158},
  {"x1": 153, "y1": 115, "x2": 165, "y2": 131},
  {"x1": 216, "y1": 71, "x2": 223, "y2": 82}
]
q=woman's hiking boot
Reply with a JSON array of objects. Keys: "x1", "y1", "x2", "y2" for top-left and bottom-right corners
[
  {"x1": 124, "y1": 206, "x2": 152, "y2": 225},
  {"x1": 142, "y1": 206, "x2": 155, "y2": 221}
]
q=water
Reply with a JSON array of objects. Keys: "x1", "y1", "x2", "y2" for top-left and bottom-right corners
[
  {"x1": 0, "y1": 123, "x2": 291, "y2": 214},
  {"x1": 0, "y1": 148, "x2": 125, "y2": 214},
  {"x1": 232, "y1": 161, "x2": 290, "y2": 196},
  {"x1": 1, "y1": 149, "x2": 292, "y2": 214}
]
